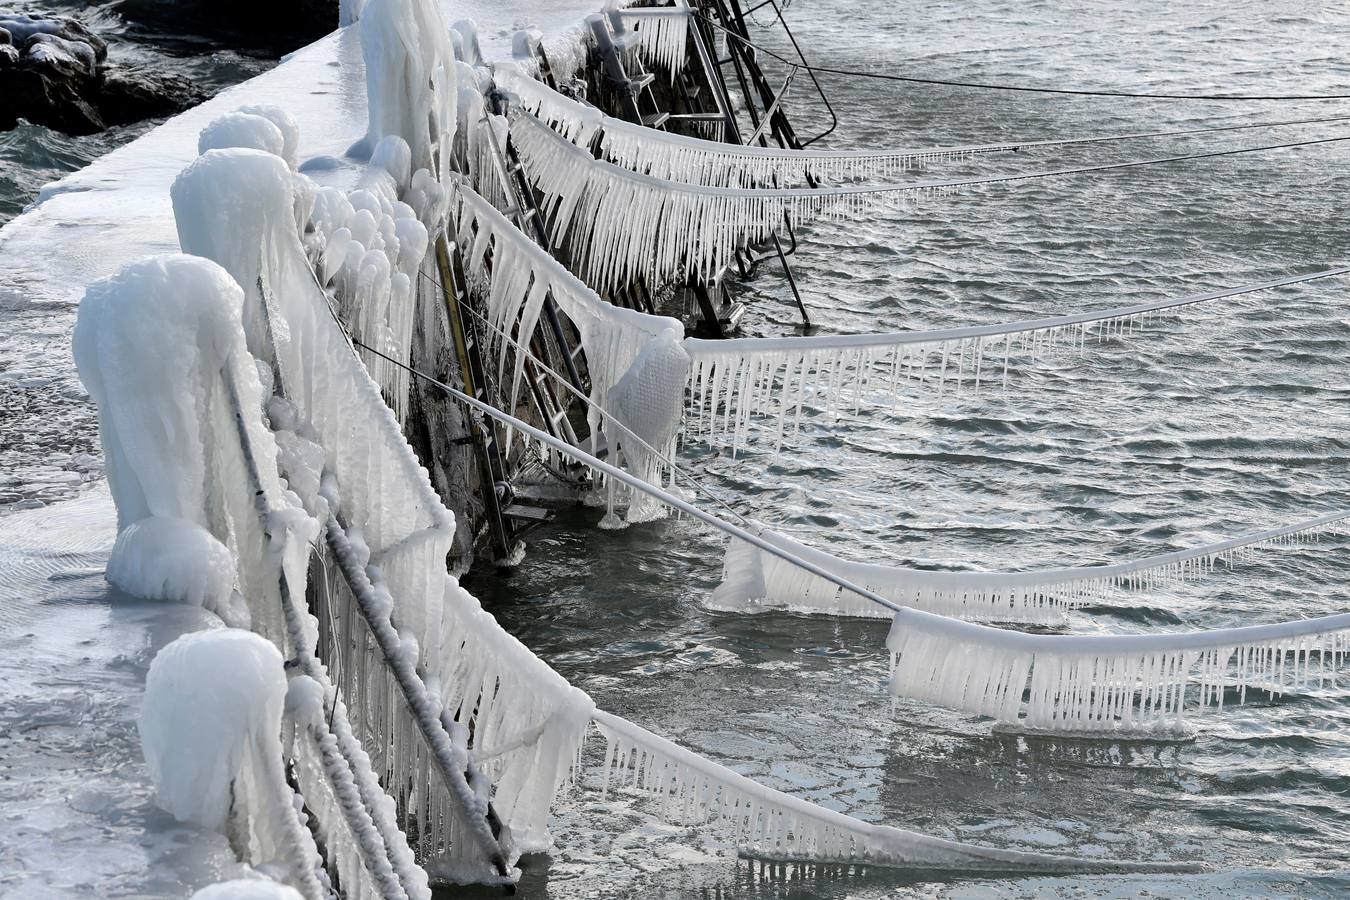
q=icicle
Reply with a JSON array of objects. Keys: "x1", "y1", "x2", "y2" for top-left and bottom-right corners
[
  {"x1": 710, "y1": 513, "x2": 1349, "y2": 624},
  {"x1": 592, "y1": 711, "x2": 1194, "y2": 873},
  {"x1": 887, "y1": 607, "x2": 1350, "y2": 736}
]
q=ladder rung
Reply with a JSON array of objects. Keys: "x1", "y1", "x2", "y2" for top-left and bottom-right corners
[
  {"x1": 641, "y1": 112, "x2": 671, "y2": 128},
  {"x1": 629, "y1": 72, "x2": 655, "y2": 90},
  {"x1": 502, "y1": 504, "x2": 553, "y2": 523},
  {"x1": 669, "y1": 113, "x2": 726, "y2": 121}
]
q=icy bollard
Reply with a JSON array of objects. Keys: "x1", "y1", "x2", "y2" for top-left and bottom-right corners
[
  {"x1": 142, "y1": 629, "x2": 324, "y2": 898},
  {"x1": 349, "y1": 0, "x2": 457, "y2": 179},
  {"x1": 140, "y1": 629, "x2": 288, "y2": 832},
  {"x1": 198, "y1": 112, "x2": 287, "y2": 160},
  {"x1": 106, "y1": 515, "x2": 244, "y2": 620},
  {"x1": 191, "y1": 881, "x2": 303, "y2": 900}
]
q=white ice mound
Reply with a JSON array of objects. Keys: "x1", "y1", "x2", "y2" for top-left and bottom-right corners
[
  {"x1": 191, "y1": 880, "x2": 303, "y2": 900},
  {"x1": 199, "y1": 112, "x2": 287, "y2": 160},
  {"x1": 73, "y1": 255, "x2": 251, "y2": 531},
  {"x1": 236, "y1": 105, "x2": 301, "y2": 169},
  {"x1": 106, "y1": 515, "x2": 236, "y2": 608},
  {"x1": 351, "y1": 0, "x2": 457, "y2": 177},
  {"x1": 140, "y1": 628, "x2": 288, "y2": 831}
]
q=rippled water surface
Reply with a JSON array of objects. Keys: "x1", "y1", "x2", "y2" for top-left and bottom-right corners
[
  {"x1": 475, "y1": 0, "x2": 1350, "y2": 896},
  {"x1": 2, "y1": 0, "x2": 1348, "y2": 896}
]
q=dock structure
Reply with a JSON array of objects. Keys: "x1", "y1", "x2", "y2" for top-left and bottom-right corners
[{"x1": 6, "y1": 0, "x2": 1349, "y2": 895}]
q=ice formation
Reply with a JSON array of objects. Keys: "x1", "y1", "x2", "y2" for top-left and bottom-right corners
[
  {"x1": 140, "y1": 629, "x2": 323, "y2": 898},
  {"x1": 198, "y1": 112, "x2": 288, "y2": 160},
  {"x1": 451, "y1": 180, "x2": 689, "y2": 523},
  {"x1": 106, "y1": 516, "x2": 238, "y2": 611},
  {"x1": 237, "y1": 105, "x2": 302, "y2": 170},
  {"x1": 682, "y1": 265, "x2": 1350, "y2": 452},
  {"x1": 594, "y1": 711, "x2": 1192, "y2": 873},
  {"x1": 711, "y1": 511, "x2": 1350, "y2": 623},
  {"x1": 610, "y1": 3, "x2": 690, "y2": 80},
  {"x1": 349, "y1": 0, "x2": 457, "y2": 179},
  {"x1": 888, "y1": 607, "x2": 1350, "y2": 735},
  {"x1": 191, "y1": 881, "x2": 304, "y2": 900}
]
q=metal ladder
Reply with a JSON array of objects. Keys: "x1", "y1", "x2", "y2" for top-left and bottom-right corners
[{"x1": 432, "y1": 233, "x2": 555, "y2": 560}]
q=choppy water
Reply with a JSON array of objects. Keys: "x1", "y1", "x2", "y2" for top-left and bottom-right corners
[{"x1": 2, "y1": 0, "x2": 1349, "y2": 896}]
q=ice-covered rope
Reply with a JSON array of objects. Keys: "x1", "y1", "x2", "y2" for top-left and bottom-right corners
[
  {"x1": 888, "y1": 607, "x2": 1350, "y2": 736},
  {"x1": 713, "y1": 512, "x2": 1350, "y2": 624},
  {"x1": 346, "y1": 341, "x2": 1350, "y2": 737},
  {"x1": 340, "y1": 340, "x2": 1199, "y2": 868},
  {"x1": 511, "y1": 109, "x2": 1350, "y2": 290},
  {"x1": 591, "y1": 711, "x2": 1195, "y2": 872},
  {"x1": 695, "y1": 12, "x2": 1350, "y2": 102},
  {"x1": 494, "y1": 67, "x2": 1350, "y2": 187},
  {"x1": 684, "y1": 264, "x2": 1350, "y2": 452}
]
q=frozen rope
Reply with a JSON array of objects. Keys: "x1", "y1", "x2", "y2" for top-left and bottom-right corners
[
  {"x1": 712, "y1": 511, "x2": 1350, "y2": 624},
  {"x1": 683, "y1": 263, "x2": 1350, "y2": 451},
  {"x1": 494, "y1": 67, "x2": 1350, "y2": 188},
  {"x1": 341, "y1": 340, "x2": 1199, "y2": 866},
  {"x1": 696, "y1": 13, "x2": 1350, "y2": 102},
  {"x1": 511, "y1": 110, "x2": 1350, "y2": 291},
  {"x1": 348, "y1": 340, "x2": 1350, "y2": 737}
]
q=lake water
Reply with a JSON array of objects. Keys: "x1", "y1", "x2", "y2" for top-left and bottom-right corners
[{"x1": 3, "y1": 0, "x2": 1349, "y2": 896}]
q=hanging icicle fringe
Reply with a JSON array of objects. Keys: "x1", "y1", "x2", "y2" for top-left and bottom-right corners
[
  {"x1": 496, "y1": 71, "x2": 1350, "y2": 188},
  {"x1": 712, "y1": 512, "x2": 1350, "y2": 624},
  {"x1": 682, "y1": 264, "x2": 1350, "y2": 453},
  {"x1": 615, "y1": 5, "x2": 690, "y2": 81},
  {"x1": 450, "y1": 179, "x2": 690, "y2": 524},
  {"x1": 512, "y1": 109, "x2": 1350, "y2": 292},
  {"x1": 888, "y1": 607, "x2": 1350, "y2": 736},
  {"x1": 510, "y1": 111, "x2": 877, "y2": 291},
  {"x1": 593, "y1": 711, "x2": 1196, "y2": 872}
]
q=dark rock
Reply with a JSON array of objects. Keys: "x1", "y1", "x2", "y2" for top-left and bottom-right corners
[
  {"x1": 99, "y1": 65, "x2": 206, "y2": 127},
  {"x1": 0, "y1": 11, "x2": 202, "y2": 135}
]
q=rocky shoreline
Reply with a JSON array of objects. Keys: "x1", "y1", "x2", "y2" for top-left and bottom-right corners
[{"x1": 0, "y1": 4, "x2": 334, "y2": 136}]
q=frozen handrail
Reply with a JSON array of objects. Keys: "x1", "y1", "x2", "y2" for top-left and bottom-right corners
[
  {"x1": 495, "y1": 67, "x2": 1350, "y2": 187},
  {"x1": 713, "y1": 513, "x2": 1350, "y2": 624}
]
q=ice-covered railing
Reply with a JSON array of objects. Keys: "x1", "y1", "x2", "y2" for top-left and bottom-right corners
[
  {"x1": 75, "y1": 254, "x2": 416, "y2": 898},
  {"x1": 889, "y1": 610, "x2": 1350, "y2": 736},
  {"x1": 592, "y1": 711, "x2": 1190, "y2": 872},
  {"x1": 451, "y1": 178, "x2": 690, "y2": 525},
  {"x1": 712, "y1": 512, "x2": 1350, "y2": 624},
  {"x1": 512, "y1": 109, "x2": 1350, "y2": 291},
  {"x1": 497, "y1": 67, "x2": 1350, "y2": 188},
  {"x1": 684, "y1": 265, "x2": 1350, "y2": 453},
  {"x1": 174, "y1": 141, "x2": 602, "y2": 866},
  {"x1": 363, "y1": 345, "x2": 1195, "y2": 871}
]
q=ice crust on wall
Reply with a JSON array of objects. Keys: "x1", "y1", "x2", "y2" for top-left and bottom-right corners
[{"x1": 712, "y1": 512, "x2": 1350, "y2": 624}]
